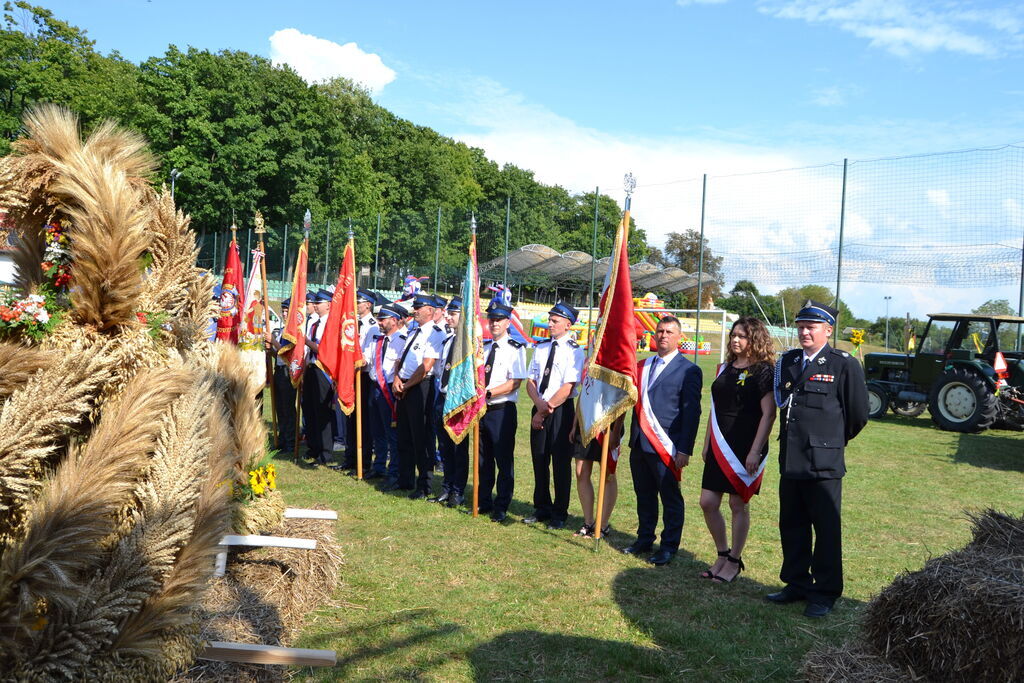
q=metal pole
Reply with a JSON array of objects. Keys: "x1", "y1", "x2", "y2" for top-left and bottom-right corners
[
  {"x1": 884, "y1": 295, "x2": 892, "y2": 351},
  {"x1": 693, "y1": 174, "x2": 707, "y2": 363},
  {"x1": 245, "y1": 225, "x2": 252, "y2": 280},
  {"x1": 1017, "y1": 220, "x2": 1023, "y2": 350},
  {"x1": 503, "y1": 196, "x2": 511, "y2": 285},
  {"x1": 834, "y1": 158, "x2": 848, "y2": 343},
  {"x1": 434, "y1": 207, "x2": 442, "y2": 289},
  {"x1": 719, "y1": 310, "x2": 727, "y2": 365},
  {"x1": 213, "y1": 231, "x2": 219, "y2": 276},
  {"x1": 282, "y1": 225, "x2": 289, "y2": 281},
  {"x1": 325, "y1": 219, "x2": 331, "y2": 286},
  {"x1": 587, "y1": 187, "x2": 600, "y2": 337},
  {"x1": 374, "y1": 213, "x2": 382, "y2": 289}
]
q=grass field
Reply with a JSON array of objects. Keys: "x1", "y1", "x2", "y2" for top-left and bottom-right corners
[{"x1": 266, "y1": 353, "x2": 1023, "y2": 681}]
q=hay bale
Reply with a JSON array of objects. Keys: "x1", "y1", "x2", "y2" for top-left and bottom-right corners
[
  {"x1": 803, "y1": 642, "x2": 928, "y2": 682},
  {"x1": 967, "y1": 508, "x2": 1024, "y2": 556},
  {"x1": 232, "y1": 490, "x2": 286, "y2": 535},
  {"x1": 173, "y1": 514, "x2": 343, "y2": 682},
  {"x1": 861, "y1": 548, "x2": 1024, "y2": 682}
]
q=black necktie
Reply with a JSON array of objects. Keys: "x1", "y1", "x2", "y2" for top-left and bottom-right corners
[
  {"x1": 484, "y1": 341, "x2": 498, "y2": 387},
  {"x1": 441, "y1": 340, "x2": 455, "y2": 389},
  {"x1": 538, "y1": 340, "x2": 558, "y2": 394},
  {"x1": 397, "y1": 327, "x2": 420, "y2": 377},
  {"x1": 308, "y1": 320, "x2": 320, "y2": 359}
]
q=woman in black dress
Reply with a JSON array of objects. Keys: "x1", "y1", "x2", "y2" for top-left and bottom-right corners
[{"x1": 698, "y1": 317, "x2": 776, "y2": 583}]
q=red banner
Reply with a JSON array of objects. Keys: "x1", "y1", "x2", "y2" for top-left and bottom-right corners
[
  {"x1": 317, "y1": 240, "x2": 363, "y2": 415},
  {"x1": 215, "y1": 238, "x2": 246, "y2": 344},
  {"x1": 278, "y1": 239, "x2": 308, "y2": 387}
]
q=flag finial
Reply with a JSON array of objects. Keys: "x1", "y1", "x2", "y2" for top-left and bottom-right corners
[
  {"x1": 623, "y1": 173, "x2": 636, "y2": 212},
  {"x1": 347, "y1": 218, "x2": 354, "y2": 241},
  {"x1": 470, "y1": 212, "x2": 477, "y2": 236},
  {"x1": 254, "y1": 210, "x2": 265, "y2": 235},
  {"x1": 303, "y1": 208, "x2": 311, "y2": 240}
]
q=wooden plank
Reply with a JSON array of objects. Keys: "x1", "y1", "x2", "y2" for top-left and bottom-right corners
[
  {"x1": 199, "y1": 641, "x2": 336, "y2": 667},
  {"x1": 283, "y1": 508, "x2": 338, "y2": 520},
  {"x1": 220, "y1": 534, "x2": 317, "y2": 550}
]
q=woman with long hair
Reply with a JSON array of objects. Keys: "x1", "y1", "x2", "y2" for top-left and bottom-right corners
[{"x1": 698, "y1": 317, "x2": 776, "y2": 583}]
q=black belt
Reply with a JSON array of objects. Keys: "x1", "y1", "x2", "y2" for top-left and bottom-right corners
[{"x1": 486, "y1": 402, "x2": 510, "y2": 411}]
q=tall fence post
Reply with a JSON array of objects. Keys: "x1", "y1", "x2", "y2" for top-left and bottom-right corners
[
  {"x1": 213, "y1": 231, "x2": 219, "y2": 276},
  {"x1": 834, "y1": 158, "x2": 848, "y2": 344},
  {"x1": 434, "y1": 207, "x2": 442, "y2": 289},
  {"x1": 587, "y1": 187, "x2": 600, "y2": 330},
  {"x1": 503, "y1": 196, "x2": 511, "y2": 285},
  {"x1": 1017, "y1": 216, "x2": 1023, "y2": 350},
  {"x1": 374, "y1": 213, "x2": 381, "y2": 289},
  {"x1": 245, "y1": 225, "x2": 252, "y2": 278},
  {"x1": 694, "y1": 174, "x2": 707, "y2": 363},
  {"x1": 325, "y1": 218, "x2": 331, "y2": 286},
  {"x1": 282, "y1": 225, "x2": 288, "y2": 281}
]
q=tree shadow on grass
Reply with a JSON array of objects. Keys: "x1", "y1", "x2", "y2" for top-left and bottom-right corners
[
  {"x1": 468, "y1": 565, "x2": 865, "y2": 681},
  {"x1": 950, "y1": 431, "x2": 1024, "y2": 472}
]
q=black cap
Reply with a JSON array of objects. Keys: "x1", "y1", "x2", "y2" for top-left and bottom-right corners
[
  {"x1": 487, "y1": 301, "x2": 513, "y2": 320},
  {"x1": 412, "y1": 293, "x2": 436, "y2": 309},
  {"x1": 794, "y1": 299, "x2": 837, "y2": 326},
  {"x1": 548, "y1": 301, "x2": 579, "y2": 324},
  {"x1": 314, "y1": 288, "x2": 333, "y2": 303},
  {"x1": 447, "y1": 295, "x2": 463, "y2": 312},
  {"x1": 356, "y1": 288, "x2": 375, "y2": 304},
  {"x1": 377, "y1": 302, "x2": 408, "y2": 320}
]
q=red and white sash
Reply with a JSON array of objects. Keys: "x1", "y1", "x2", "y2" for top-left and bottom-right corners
[
  {"x1": 709, "y1": 364, "x2": 766, "y2": 502},
  {"x1": 635, "y1": 356, "x2": 680, "y2": 481}
]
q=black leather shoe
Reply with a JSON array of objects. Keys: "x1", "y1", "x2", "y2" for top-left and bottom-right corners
[
  {"x1": 804, "y1": 602, "x2": 832, "y2": 618},
  {"x1": 428, "y1": 491, "x2": 451, "y2": 504},
  {"x1": 446, "y1": 493, "x2": 465, "y2": 508},
  {"x1": 522, "y1": 515, "x2": 545, "y2": 524},
  {"x1": 490, "y1": 510, "x2": 507, "y2": 523},
  {"x1": 365, "y1": 471, "x2": 384, "y2": 480},
  {"x1": 765, "y1": 586, "x2": 806, "y2": 604},
  {"x1": 409, "y1": 490, "x2": 429, "y2": 500},
  {"x1": 546, "y1": 520, "x2": 566, "y2": 530},
  {"x1": 622, "y1": 542, "x2": 653, "y2": 556},
  {"x1": 647, "y1": 549, "x2": 675, "y2": 566},
  {"x1": 381, "y1": 481, "x2": 400, "y2": 492}
]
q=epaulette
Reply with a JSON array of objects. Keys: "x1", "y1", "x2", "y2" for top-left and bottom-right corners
[
  {"x1": 484, "y1": 338, "x2": 493, "y2": 345},
  {"x1": 399, "y1": 334, "x2": 407, "y2": 340},
  {"x1": 433, "y1": 324, "x2": 444, "y2": 333},
  {"x1": 373, "y1": 334, "x2": 384, "y2": 341},
  {"x1": 567, "y1": 339, "x2": 580, "y2": 348},
  {"x1": 537, "y1": 338, "x2": 552, "y2": 344},
  {"x1": 508, "y1": 339, "x2": 524, "y2": 348}
]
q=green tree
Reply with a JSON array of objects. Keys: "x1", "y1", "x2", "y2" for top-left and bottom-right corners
[
  {"x1": 972, "y1": 299, "x2": 1016, "y2": 316},
  {"x1": 662, "y1": 229, "x2": 724, "y2": 308}
]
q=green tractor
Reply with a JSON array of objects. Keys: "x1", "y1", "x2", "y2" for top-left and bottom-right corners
[{"x1": 862, "y1": 313, "x2": 1024, "y2": 433}]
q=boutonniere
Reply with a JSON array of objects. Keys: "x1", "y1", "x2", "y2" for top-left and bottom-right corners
[{"x1": 737, "y1": 370, "x2": 748, "y2": 386}]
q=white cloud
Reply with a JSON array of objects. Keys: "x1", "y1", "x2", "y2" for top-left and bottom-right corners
[
  {"x1": 811, "y1": 85, "x2": 846, "y2": 106},
  {"x1": 927, "y1": 188, "x2": 950, "y2": 207},
  {"x1": 269, "y1": 28, "x2": 396, "y2": 94},
  {"x1": 677, "y1": 0, "x2": 728, "y2": 6},
  {"x1": 759, "y1": 0, "x2": 1024, "y2": 58}
]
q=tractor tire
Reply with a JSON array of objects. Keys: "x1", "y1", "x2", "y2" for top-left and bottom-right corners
[
  {"x1": 891, "y1": 400, "x2": 926, "y2": 418},
  {"x1": 866, "y1": 382, "x2": 889, "y2": 419},
  {"x1": 928, "y1": 367, "x2": 998, "y2": 433}
]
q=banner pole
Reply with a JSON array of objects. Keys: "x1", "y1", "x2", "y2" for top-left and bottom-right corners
[
  {"x1": 293, "y1": 383, "x2": 303, "y2": 463},
  {"x1": 472, "y1": 421, "x2": 480, "y2": 517},
  {"x1": 255, "y1": 211, "x2": 278, "y2": 446},
  {"x1": 350, "y1": 230, "x2": 364, "y2": 480},
  {"x1": 593, "y1": 428, "x2": 610, "y2": 547}
]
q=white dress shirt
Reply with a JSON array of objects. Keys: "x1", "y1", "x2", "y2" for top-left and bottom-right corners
[
  {"x1": 528, "y1": 333, "x2": 586, "y2": 402},
  {"x1": 485, "y1": 334, "x2": 528, "y2": 404}
]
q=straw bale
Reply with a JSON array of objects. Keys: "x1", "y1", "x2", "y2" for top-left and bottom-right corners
[
  {"x1": 233, "y1": 490, "x2": 286, "y2": 536},
  {"x1": 172, "y1": 514, "x2": 343, "y2": 682},
  {"x1": 803, "y1": 641, "x2": 928, "y2": 682},
  {"x1": 861, "y1": 548, "x2": 1024, "y2": 682},
  {"x1": 967, "y1": 508, "x2": 1024, "y2": 556}
]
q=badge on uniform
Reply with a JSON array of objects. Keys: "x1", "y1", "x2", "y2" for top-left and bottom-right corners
[
  {"x1": 445, "y1": 363, "x2": 451, "y2": 371},
  {"x1": 817, "y1": 356, "x2": 826, "y2": 365},
  {"x1": 544, "y1": 367, "x2": 550, "y2": 376},
  {"x1": 785, "y1": 381, "x2": 792, "y2": 389},
  {"x1": 809, "y1": 374, "x2": 834, "y2": 383}
]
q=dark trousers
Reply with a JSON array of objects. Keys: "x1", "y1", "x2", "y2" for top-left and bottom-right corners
[
  {"x1": 369, "y1": 383, "x2": 399, "y2": 479},
  {"x1": 779, "y1": 477, "x2": 843, "y2": 605},
  {"x1": 434, "y1": 391, "x2": 469, "y2": 495},
  {"x1": 396, "y1": 381, "x2": 432, "y2": 491},
  {"x1": 273, "y1": 365, "x2": 297, "y2": 452},
  {"x1": 529, "y1": 400, "x2": 574, "y2": 522},
  {"x1": 343, "y1": 373, "x2": 374, "y2": 470},
  {"x1": 629, "y1": 447, "x2": 684, "y2": 552},
  {"x1": 301, "y1": 365, "x2": 335, "y2": 463},
  {"x1": 480, "y1": 402, "x2": 517, "y2": 513}
]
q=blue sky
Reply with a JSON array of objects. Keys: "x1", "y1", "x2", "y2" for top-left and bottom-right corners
[{"x1": 34, "y1": 0, "x2": 1024, "y2": 319}]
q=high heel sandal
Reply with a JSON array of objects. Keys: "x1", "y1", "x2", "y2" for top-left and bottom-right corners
[
  {"x1": 711, "y1": 554, "x2": 745, "y2": 584},
  {"x1": 700, "y1": 548, "x2": 731, "y2": 579}
]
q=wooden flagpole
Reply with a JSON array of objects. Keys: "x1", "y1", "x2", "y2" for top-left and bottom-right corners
[
  {"x1": 349, "y1": 229, "x2": 364, "y2": 480},
  {"x1": 593, "y1": 428, "x2": 611, "y2": 544},
  {"x1": 255, "y1": 211, "x2": 278, "y2": 445},
  {"x1": 470, "y1": 221, "x2": 480, "y2": 517},
  {"x1": 472, "y1": 421, "x2": 479, "y2": 517},
  {"x1": 293, "y1": 220, "x2": 311, "y2": 463}
]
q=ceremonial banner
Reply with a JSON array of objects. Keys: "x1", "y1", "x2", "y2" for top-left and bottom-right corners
[
  {"x1": 317, "y1": 240, "x2": 362, "y2": 414},
  {"x1": 443, "y1": 235, "x2": 487, "y2": 443},
  {"x1": 278, "y1": 240, "x2": 308, "y2": 387},
  {"x1": 242, "y1": 249, "x2": 265, "y2": 337},
  {"x1": 215, "y1": 237, "x2": 245, "y2": 343},
  {"x1": 577, "y1": 209, "x2": 638, "y2": 445}
]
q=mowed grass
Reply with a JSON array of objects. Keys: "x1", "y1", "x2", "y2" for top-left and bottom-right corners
[{"x1": 265, "y1": 353, "x2": 1024, "y2": 681}]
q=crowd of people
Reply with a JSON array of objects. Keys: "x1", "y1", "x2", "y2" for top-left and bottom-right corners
[{"x1": 264, "y1": 290, "x2": 868, "y2": 619}]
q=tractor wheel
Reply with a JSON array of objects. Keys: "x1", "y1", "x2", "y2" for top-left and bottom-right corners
[
  {"x1": 891, "y1": 400, "x2": 926, "y2": 418},
  {"x1": 928, "y1": 367, "x2": 998, "y2": 433},
  {"x1": 866, "y1": 382, "x2": 889, "y2": 419}
]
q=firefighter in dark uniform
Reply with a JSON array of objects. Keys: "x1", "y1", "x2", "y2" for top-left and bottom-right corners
[
  {"x1": 342, "y1": 288, "x2": 380, "y2": 475},
  {"x1": 766, "y1": 300, "x2": 868, "y2": 618}
]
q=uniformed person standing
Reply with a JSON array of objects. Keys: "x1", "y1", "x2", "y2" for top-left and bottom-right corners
[
  {"x1": 393, "y1": 293, "x2": 447, "y2": 497},
  {"x1": 367, "y1": 302, "x2": 407, "y2": 486},
  {"x1": 766, "y1": 300, "x2": 868, "y2": 618},
  {"x1": 479, "y1": 301, "x2": 528, "y2": 523},
  {"x1": 302, "y1": 289, "x2": 335, "y2": 466},
  {"x1": 342, "y1": 288, "x2": 381, "y2": 474},
  {"x1": 525, "y1": 302, "x2": 586, "y2": 529},
  {"x1": 431, "y1": 296, "x2": 469, "y2": 506},
  {"x1": 265, "y1": 297, "x2": 296, "y2": 453}
]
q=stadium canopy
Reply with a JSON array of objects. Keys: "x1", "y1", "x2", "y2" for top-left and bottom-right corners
[{"x1": 479, "y1": 244, "x2": 713, "y2": 294}]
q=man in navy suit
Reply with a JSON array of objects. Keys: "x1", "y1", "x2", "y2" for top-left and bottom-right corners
[{"x1": 625, "y1": 316, "x2": 703, "y2": 566}]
